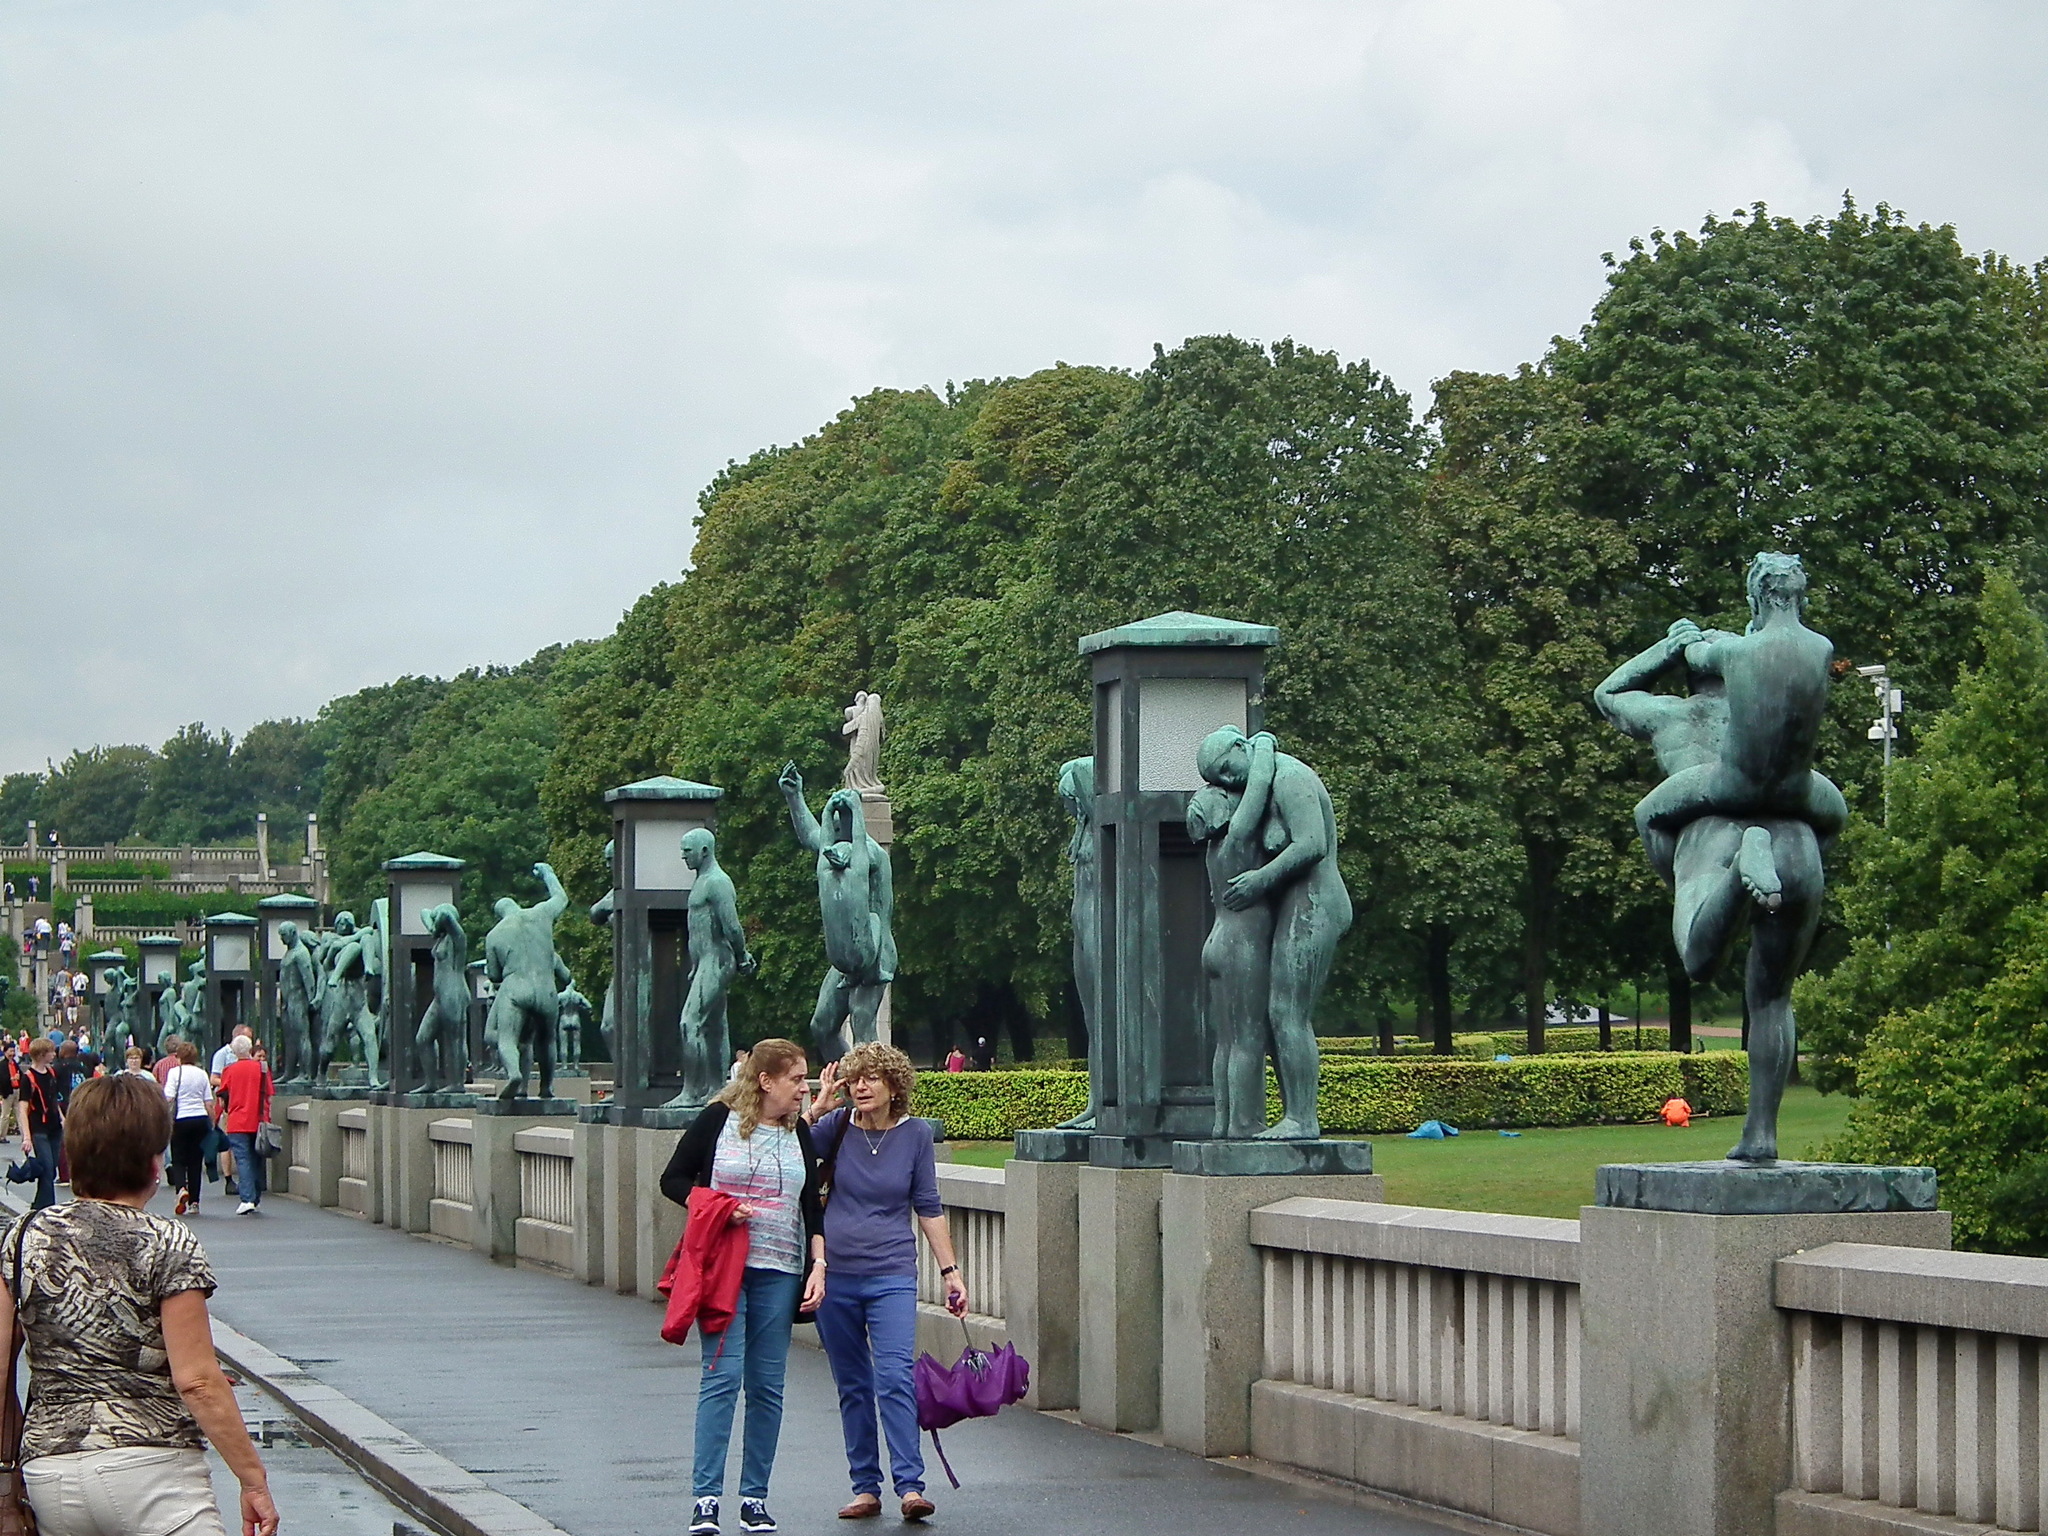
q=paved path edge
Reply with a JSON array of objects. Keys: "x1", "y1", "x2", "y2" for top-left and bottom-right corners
[{"x1": 0, "y1": 1184, "x2": 568, "y2": 1536}]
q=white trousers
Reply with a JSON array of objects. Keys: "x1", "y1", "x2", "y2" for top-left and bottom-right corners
[{"x1": 24, "y1": 1445, "x2": 229, "y2": 1536}]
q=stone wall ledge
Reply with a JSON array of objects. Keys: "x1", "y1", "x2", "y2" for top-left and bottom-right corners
[
  {"x1": 1251, "y1": 1197, "x2": 1580, "y2": 1283},
  {"x1": 934, "y1": 1162, "x2": 1007, "y2": 1213},
  {"x1": 1777, "y1": 1488, "x2": 2008, "y2": 1536},
  {"x1": 1777, "y1": 1241, "x2": 2048, "y2": 1338},
  {"x1": 512, "y1": 1125, "x2": 575, "y2": 1155}
]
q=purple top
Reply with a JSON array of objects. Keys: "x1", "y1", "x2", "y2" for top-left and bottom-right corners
[{"x1": 816, "y1": 1109, "x2": 942, "y2": 1276}]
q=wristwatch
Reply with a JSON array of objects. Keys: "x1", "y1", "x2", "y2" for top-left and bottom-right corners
[{"x1": 940, "y1": 1265, "x2": 958, "y2": 1277}]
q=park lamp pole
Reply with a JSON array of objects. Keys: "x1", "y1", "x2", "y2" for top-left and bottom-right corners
[{"x1": 1856, "y1": 663, "x2": 1903, "y2": 825}]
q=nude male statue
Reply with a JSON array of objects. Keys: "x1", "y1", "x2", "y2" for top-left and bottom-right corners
[
  {"x1": 1595, "y1": 552, "x2": 1843, "y2": 1161},
  {"x1": 779, "y1": 762, "x2": 895, "y2": 1066},
  {"x1": 414, "y1": 904, "x2": 472, "y2": 1092},
  {"x1": 316, "y1": 911, "x2": 382, "y2": 1087},
  {"x1": 276, "y1": 919, "x2": 322, "y2": 1088},
  {"x1": 484, "y1": 863, "x2": 572, "y2": 1101},
  {"x1": 664, "y1": 828, "x2": 756, "y2": 1109},
  {"x1": 1053, "y1": 757, "x2": 1102, "y2": 1132}
]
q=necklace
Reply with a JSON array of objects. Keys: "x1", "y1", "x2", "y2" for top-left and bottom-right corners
[{"x1": 858, "y1": 1117, "x2": 894, "y2": 1156}]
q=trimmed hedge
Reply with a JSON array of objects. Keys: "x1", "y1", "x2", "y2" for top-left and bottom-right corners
[
  {"x1": 1319, "y1": 1026, "x2": 1673, "y2": 1057},
  {"x1": 910, "y1": 1051, "x2": 1746, "y2": 1140}
]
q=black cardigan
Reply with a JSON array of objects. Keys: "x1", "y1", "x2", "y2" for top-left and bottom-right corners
[{"x1": 659, "y1": 1102, "x2": 825, "y2": 1320}]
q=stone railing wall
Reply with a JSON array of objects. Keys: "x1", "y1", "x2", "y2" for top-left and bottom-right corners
[
  {"x1": 1779, "y1": 1241, "x2": 2048, "y2": 1534},
  {"x1": 514, "y1": 1126, "x2": 576, "y2": 1275},
  {"x1": 337, "y1": 1108, "x2": 371, "y2": 1216},
  {"x1": 1250, "y1": 1198, "x2": 1582, "y2": 1536},
  {"x1": 428, "y1": 1117, "x2": 474, "y2": 1245}
]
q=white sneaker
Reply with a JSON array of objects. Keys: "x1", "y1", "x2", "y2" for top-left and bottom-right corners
[{"x1": 236, "y1": 1202, "x2": 256, "y2": 1215}]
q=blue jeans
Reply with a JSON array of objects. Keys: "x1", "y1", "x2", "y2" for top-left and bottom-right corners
[
  {"x1": 692, "y1": 1266, "x2": 803, "y2": 1500},
  {"x1": 30, "y1": 1129, "x2": 59, "y2": 1210},
  {"x1": 225, "y1": 1132, "x2": 266, "y2": 1206},
  {"x1": 816, "y1": 1270, "x2": 923, "y2": 1496}
]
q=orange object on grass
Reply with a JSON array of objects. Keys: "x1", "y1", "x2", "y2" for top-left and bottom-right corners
[{"x1": 1660, "y1": 1097, "x2": 1692, "y2": 1128}]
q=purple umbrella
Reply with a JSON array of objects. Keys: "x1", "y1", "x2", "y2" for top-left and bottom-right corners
[{"x1": 914, "y1": 1319, "x2": 1031, "y2": 1488}]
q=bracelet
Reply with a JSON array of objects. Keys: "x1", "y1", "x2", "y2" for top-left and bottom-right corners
[{"x1": 940, "y1": 1265, "x2": 958, "y2": 1277}]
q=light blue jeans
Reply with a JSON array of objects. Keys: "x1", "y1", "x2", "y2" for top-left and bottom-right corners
[
  {"x1": 691, "y1": 1266, "x2": 803, "y2": 1500},
  {"x1": 816, "y1": 1270, "x2": 924, "y2": 1496}
]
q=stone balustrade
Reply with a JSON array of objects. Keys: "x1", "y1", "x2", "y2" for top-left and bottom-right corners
[
  {"x1": 428, "y1": 1117, "x2": 474, "y2": 1244},
  {"x1": 909, "y1": 1164, "x2": 1007, "y2": 1355},
  {"x1": 1779, "y1": 1241, "x2": 2048, "y2": 1534},
  {"x1": 515, "y1": 1126, "x2": 576, "y2": 1274},
  {"x1": 337, "y1": 1107, "x2": 371, "y2": 1216},
  {"x1": 1250, "y1": 1197, "x2": 1583, "y2": 1536}
]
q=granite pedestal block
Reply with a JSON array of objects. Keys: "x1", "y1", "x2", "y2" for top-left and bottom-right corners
[
  {"x1": 1088, "y1": 1133, "x2": 1181, "y2": 1169},
  {"x1": 577, "y1": 1102, "x2": 615, "y2": 1125},
  {"x1": 1170, "y1": 1138, "x2": 1375, "y2": 1177},
  {"x1": 1160, "y1": 1166, "x2": 1384, "y2": 1457},
  {"x1": 1579, "y1": 1204, "x2": 1953, "y2": 1536},
  {"x1": 1003, "y1": 1157, "x2": 1082, "y2": 1409},
  {"x1": 1013, "y1": 1128, "x2": 1092, "y2": 1163},
  {"x1": 472, "y1": 1097, "x2": 577, "y2": 1117},
  {"x1": 1078, "y1": 1164, "x2": 1164, "y2": 1432},
  {"x1": 309, "y1": 1085, "x2": 375, "y2": 1101},
  {"x1": 635, "y1": 1105, "x2": 705, "y2": 1131},
  {"x1": 385, "y1": 1104, "x2": 446, "y2": 1234},
  {"x1": 397, "y1": 1091, "x2": 478, "y2": 1110},
  {"x1": 1596, "y1": 1160, "x2": 1937, "y2": 1214}
]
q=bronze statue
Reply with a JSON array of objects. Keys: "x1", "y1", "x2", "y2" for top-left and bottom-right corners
[
  {"x1": 663, "y1": 828, "x2": 755, "y2": 1108},
  {"x1": 483, "y1": 863, "x2": 571, "y2": 1100},
  {"x1": 1054, "y1": 757, "x2": 1101, "y2": 1132},
  {"x1": 1187, "y1": 732, "x2": 1279, "y2": 1139},
  {"x1": 779, "y1": 763, "x2": 895, "y2": 1065},
  {"x1": 414, "y1": 904, "x2": 471, "y2": 1092},
  {"x1": 276, "y1": 919, "x2": 321, "y2": 1088}
]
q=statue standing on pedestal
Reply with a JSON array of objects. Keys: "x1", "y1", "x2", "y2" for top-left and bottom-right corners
[
  {"x1": 591, "y1": 840, "x2": 616, "y2": 1057},
  {"x1": 1054, "y1": 757, "x2": 1101, "y2": 1132},
  {"x1": 1194, "y1": 726, "x2": 1352, "y2": 1140},
  {"x1": 415, "y1": 904, "x2": 471, "y2": 1093},
  {"x1": 842, "y1": 691, "x2": 886, "y2": 797},
  {"x1": 177, "y1": 960, "x2": 208, "y2": 1057},
  {"x1": 316, "y1": 912, "x2": 382, "y2": 1087},
  {"x1": 664, "y1": 828, "x2": 756, "y2": 1109},
  {"x1": 779, "y1": 763, "x2": 894, "y2": 1065},
  {"x1": 555, "y1": 986, "x2": 590, "y2": 1072},
  {"x1": 1188, "y1": 732, "x2": 1279, "y2": 1139},
  {"x1": 484, "y1": 862, "x2": 571, "y2": 1101},
  {"x1": 1595, "y1": 552, "x2": 1842, "y2": 1162},
  {"x1": 276, "y1": 920, "x2": 321, "y2": 1087},
  {"x1": 103, "y1": 966, "x2": 137, "y2": 1059}
]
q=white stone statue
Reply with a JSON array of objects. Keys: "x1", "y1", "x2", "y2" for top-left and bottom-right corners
[{"x1": 842, "y1": 690, "x2": 886, "y2": 799}]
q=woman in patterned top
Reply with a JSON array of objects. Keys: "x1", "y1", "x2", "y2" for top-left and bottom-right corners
[
  {"x1": 0, "y1": 1072, "x2": 278, "y2": 1536},
  {"x1": 660, "y1": 1039, "x2": 827, "y2": 1536}
]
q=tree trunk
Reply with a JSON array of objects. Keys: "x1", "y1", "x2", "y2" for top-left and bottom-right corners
[
  {"x1": 1523, "y1": 844, "x2": 1552, "y2": 1055},
  {"x1": 1665, "y1": 952, "x2": 1693, "y2": 1054},
  {"x1": 1427, "y1": 926, "x2": 1455, "y2": 1056},
  {"x1": 1377, "y1": 999, "x2": 1395, "y2": 1058},
  {"x1": 1597, "y1": 999, "x2": 1612, "y2": 1052}
]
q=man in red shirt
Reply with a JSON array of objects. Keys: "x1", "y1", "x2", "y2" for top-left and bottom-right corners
[
  {"x1": 215, "y1": 1037, "x2": 274, "y2": 1215},
  {"x1": 153, "y1": 1038, "x2": 181, "y2": 1088}
]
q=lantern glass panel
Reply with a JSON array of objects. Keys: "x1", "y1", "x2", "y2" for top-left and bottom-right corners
[
  {"x1": 142, "y1": 952, "x2": 176, "y2": 984},
  {"x1": 1137, "y1": 678, "x2": 1246, "y2": 791},
  {"x1": 265, "y1": 918, "x2": 304, "y2": 960},
  {"x1": 1098, "y1": 681, "x2": 1123, "y2": 793},
  {"x1": 633, "y1": 819, "x2": 697, "y2": 892},
  {"x1": 398, "y1": 882, "x2": 456, "y2": 935},
  {"x1": 211, "y1": 933, "x2": 253, "y2": 973}
]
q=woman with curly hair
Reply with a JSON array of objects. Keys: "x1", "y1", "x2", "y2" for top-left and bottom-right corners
[
  {"x1": 804, "y1": 1042, "x2": 965, "y2": 1522},
  {"x1": 661, "y1": 1038, "x2": 827, "y2": 1536}
]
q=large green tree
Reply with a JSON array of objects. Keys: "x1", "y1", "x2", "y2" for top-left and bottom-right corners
[
  {"x1": 1811, "y1": 574, "x2": 2048, "y2": 1248},
  {"x1": 41, "y1": 746, "x2": 156, "y2": 846},
  {"x1": 138, "y1": 724, "x2": 242, "y2": 844}
]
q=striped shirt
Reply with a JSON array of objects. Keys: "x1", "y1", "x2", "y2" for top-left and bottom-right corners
[{"x1": 708, "y1": 1118, "x2": 806, "y2": 1274}]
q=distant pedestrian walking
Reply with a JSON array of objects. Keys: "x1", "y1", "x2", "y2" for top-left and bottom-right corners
[
  {"x1": 943, "y1": 1048, "x2": 966, "y2": 1074},
  {"x1": 216, "y1": 1036, "x2": 272, "y2": 1214},
  {"x1": 14, "y1": 1038, "x2": 63, "y2": 1209},
  {"x1": 162, "y1": 1041, "x2": 213, "y2": 1217},
  {"x1": 1, "y1": 1072, "x2": 280, "y2": 1536},
  {"x1": 660, "y1": 1039, "x2": 826, "y2": 1536},
  {"x1": 805, "y1": 1043, "x2": 966, "y2": 1523}
]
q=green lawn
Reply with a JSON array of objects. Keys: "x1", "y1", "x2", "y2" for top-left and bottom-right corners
[{"x1": 945, "y1": 1084, "x2": 1855, "y2": 1221}]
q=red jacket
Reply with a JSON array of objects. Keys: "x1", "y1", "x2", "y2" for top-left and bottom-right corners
[{"x1": 656, "y1": 1186, "x2": 746, "y2": 1345}]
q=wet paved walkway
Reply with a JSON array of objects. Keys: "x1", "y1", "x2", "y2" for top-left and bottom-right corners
[{"x1": 161, "y1": 1188, "x2": 1451, "y2": 1536}]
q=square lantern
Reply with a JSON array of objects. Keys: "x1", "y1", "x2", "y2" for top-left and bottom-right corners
[
  {"x1": 138, "y1": 934, "x2": 183, "y2": 1045},
  {"x1": 381, "y1": 853, "x2": 465, "y2": 1098},
  {"x1": 87, "y1": 949, "x2": 125, "y2": 1040},
  {"x1": 604, "y1": 776, "x2": 722, "y2": 1125},
  {"x1": 1080, "y1": 610, "x2": 1276, "y2": 1167},
  {"x1": 202, "y1": 913, "x2": 260, "y2": 1062},
  {"x1": 256, "y1": 893, "x2": 320, "y2": 1062}
]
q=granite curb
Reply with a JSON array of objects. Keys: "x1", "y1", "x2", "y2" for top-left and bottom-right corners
[{"x1": 0, "y1": 1183, "x2": 570, "y2": 1536}]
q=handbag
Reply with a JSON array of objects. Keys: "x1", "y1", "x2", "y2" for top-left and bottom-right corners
[
  {"x1": 1, "y1": 1210, "x2": 42, "y2": 1536},
  {"x1": 254, "y1": 1123, "x2": 284, "y2": 1159}
]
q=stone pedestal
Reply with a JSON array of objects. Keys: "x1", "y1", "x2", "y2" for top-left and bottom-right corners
[
  {"x1": 1078, "y1": 1164, "x2": 1163, "y2": 1432},
  {"x1": 469, "y1": 1111, "x2": 569, "y2": 1260},
  {"x1": 570, "y1": 1116, "x2": 608, "y2": 1285},
  {"x1": 384, "y1": 1104, "x2": 445, "y2": 1234},
  {"x1": 600, "y1": 1121, "x2": 640, "y2": 1295},
  {"x1": 634, "y1": 1124, "x2": 685, "y2": 1301},
  {"x1": 1160, "y1": 1166, "x2": 1384, "y2": 1457},
  {"x1": 1169, "y1": 1138, "x2": 1376, "y2": 1177},
  {"x1": 301, "y1": 1096, "x2": 346, "y2": 1209},
  {"x1": 1003, "y1": 1158, "x2": 1082, "y2": 1410},
  {"x1": 1595, "y1": 1160, "x2": 1937, "y2": 1215},
  {"x1": 1579, "y1": 1202, "x2": 1952, "y2": 1536},
  {"x1": 1013, "y1": 1128, "x2": 1092, "y2": 1162},
  {"x1": 473, "y1": 1097, "x2": 578, "y2": 1117}
]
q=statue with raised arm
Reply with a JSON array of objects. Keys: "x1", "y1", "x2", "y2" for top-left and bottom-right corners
[
  {"x1": 276, "y1": 919, "x2": 321, "y2": 1088},
  {"x1": 779, "y1": 762, "x2": 895, "y2": 1065},
  {"x1": 1195, "y1": 726, "x2": 1352, "y2": 1139},
  {"x1": 1188, "y1": 732, "x2": 1279, "y2": 1139},
  {"x1": 415, "y1": 904, "x2": 472, "y2": 1093},
  {"x1": 1053, "y1": 757, "x2": 1102, "y2": 1132},
  {"x1": 663, "y1": 828, "x2": 757, "y2": 1109},
  {"x1": 1595, "y1": 551, "x2": 1841, "y2": 1161},
  {"x1": 484, "y1": 862, "x2": 571, "y2": 1101},
  {"x1": 842, "y1": 691, "x2": 886, "y2": 798}
]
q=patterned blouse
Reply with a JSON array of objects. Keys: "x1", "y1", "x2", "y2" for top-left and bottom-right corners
[
  {"x1": 708, "y1": 1118, "x2": 807, "y2": 1275},
  {"x1": 6, "y1": 1201, "x2": 218, "y2": 1460}
]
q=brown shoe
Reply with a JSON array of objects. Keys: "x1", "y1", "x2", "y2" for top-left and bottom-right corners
[
  {"x1": 900, "y1": 1494, "x2": 934, "y2": 1522},
  {"x1": 838, "y1": 1495, "x2": 882, "y2": 1520}
]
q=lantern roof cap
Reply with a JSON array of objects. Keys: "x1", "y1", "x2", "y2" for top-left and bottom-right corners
[
  {"x1": 204, "y1": 912, "x2": 258, "y2": 928},
  {"x1": 256, "y1": 893, "x2": 320, "y2": 911},
  {"x1": 604, "y1": 776, "x2": 723, "y2": 804},
  {"x1": 1078, "y1": 610, "x2": 1279, "y2": 656},
  {"x1": 382, "y1": 851, "x2": 466, "y2": 872}
]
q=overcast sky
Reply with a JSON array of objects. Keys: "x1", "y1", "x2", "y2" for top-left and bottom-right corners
[{"x1": 2, "y1": 1, "x2": 2044, "y2": 775}]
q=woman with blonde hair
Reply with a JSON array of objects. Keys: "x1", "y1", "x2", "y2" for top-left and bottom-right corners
[
  {"x1": 660, "y1": 1039, "x2": 827, "y2": 1536},
  {"x1": 0, "y1": 1072, "x2": 278, "y2": 1536},
  {"x1": 805, "y1": 1042, "x2": 965, "y2": 1522}
]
